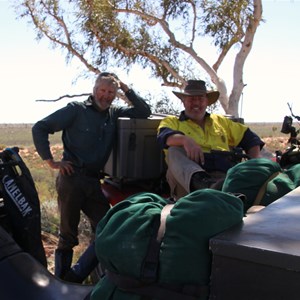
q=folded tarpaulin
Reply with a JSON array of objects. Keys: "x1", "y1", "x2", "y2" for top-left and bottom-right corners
[{"x1": 91, "y1": 190, "x2": 244, "y2": 300}]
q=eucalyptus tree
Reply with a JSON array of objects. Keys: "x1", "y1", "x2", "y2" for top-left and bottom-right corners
[{"x1": 14, "y1": 0, "x2": 263, "y2": 117}]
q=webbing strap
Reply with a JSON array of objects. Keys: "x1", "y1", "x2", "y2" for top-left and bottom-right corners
[
  {"x1": 140, "y1": 214, "x2": 161, "y2": 282},
  {"x1": 106, "y1": 270, "x2": 208, "y2": 300},
  {"x1": 140, "y1": 204, "x2": 175, "y2": 281},
  {"x1": 157, "y1": 204, "x2": 174, "y2": 243},
  {"x1": 253, "y1": 171, "x2": 281, "y2": 205},
  {"x1": 106, "y1": 203, "x2": 209, "y2": 299}
]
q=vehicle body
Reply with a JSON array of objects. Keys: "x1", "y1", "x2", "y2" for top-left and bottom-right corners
[{"x1": 209, "y1": 186, "x2": 300, "y2": 300}]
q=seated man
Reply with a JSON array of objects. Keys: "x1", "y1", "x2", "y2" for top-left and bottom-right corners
[{"x1": 157, "y1": 79, "x2": 265, "y2": 200}]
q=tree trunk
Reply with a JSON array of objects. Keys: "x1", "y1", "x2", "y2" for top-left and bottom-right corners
[{"x1": 227, "y1": 0, "x2": 263, "y2": 118}]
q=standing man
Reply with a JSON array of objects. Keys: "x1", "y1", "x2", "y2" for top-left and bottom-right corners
[
  {"x1": 157, "y1": 79, "x2": 264, "y2": 200},
  {"x1": 32, "y1": 72, "x2": 151, "y2": 279}
]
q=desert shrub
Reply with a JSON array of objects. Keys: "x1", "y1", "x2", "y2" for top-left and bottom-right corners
[
  {"x1": 41, "y1": 200, "x2": 60, "y2": 235},
  {"x1": 246, "y1": 122, "x2": 285, "y2": 138}
]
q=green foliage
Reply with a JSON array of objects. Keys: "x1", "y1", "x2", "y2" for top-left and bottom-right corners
[
  {"x1": 13, "y1": 0, "x2": 260, "y2": 91},
  {"x1": 151, "y1": 92, "x2": 181, "y2": 115},
  {"x1": 201, "y1": 0, "x2": 252, "y2": 48}
]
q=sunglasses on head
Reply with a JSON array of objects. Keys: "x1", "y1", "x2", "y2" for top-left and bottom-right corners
[{"x1": 99, "y1": 72, "x2": 119, "y2": 80}]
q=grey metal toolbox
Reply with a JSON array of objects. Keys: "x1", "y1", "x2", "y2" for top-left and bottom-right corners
[
  {"x1": 209, "y1": 187, "x2": 300, "y2": 300},
  {"x1": 104, "y1": 115, "x2": 165, "y2": 180}
]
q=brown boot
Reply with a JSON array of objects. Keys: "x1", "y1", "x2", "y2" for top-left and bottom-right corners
[{"x1": 190, "y1": 172, "x2": 216, "y2": 191}]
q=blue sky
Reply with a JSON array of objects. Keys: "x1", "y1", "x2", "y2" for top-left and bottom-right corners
[{"x1": 0, "y1": 0, "x2": 300, "y2": 123}]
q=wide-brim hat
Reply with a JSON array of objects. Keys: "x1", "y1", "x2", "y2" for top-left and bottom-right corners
[{"x1": 173, "y1": 80, "x2": 220, "y2": 106}]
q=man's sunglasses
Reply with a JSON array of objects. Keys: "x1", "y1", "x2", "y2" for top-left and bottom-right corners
[{"x1": 99, "y1": 72, "x2": 119, "y2": 80}]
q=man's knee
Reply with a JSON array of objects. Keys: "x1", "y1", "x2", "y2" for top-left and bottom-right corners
[{"x1": 167, "y1": 146, "x2": 185, "y2": 160}]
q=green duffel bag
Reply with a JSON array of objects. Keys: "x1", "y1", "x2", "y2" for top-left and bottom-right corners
[
  {"x1": 222, "y1": 158, "x2": 300, "y2": 211},
  {"x1": 262, "y1": 163, "x2": 300, "y2": 206},
  {"x1": 91, "y1": 190, "x2": 244, "y2": 300}
]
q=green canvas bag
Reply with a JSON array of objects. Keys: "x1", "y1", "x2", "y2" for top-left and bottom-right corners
[
  {"x1": 222, "y1": 158, "x2": 300, "y2": 211},
  {"x1": 262, "y1": 163, "x2": 300, "y2": 206},
  {"x1": 91, "y1": 190, "x2": 244, "y2": 300}
]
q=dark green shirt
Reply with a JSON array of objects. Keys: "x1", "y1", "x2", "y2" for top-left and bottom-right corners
[{"x1": 32, "y1": 89, "x2": 151, "y2": 172}]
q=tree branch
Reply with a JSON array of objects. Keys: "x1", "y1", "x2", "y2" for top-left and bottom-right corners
[
  {"x1": 26, "y1": 1, "x2": 99, "y2": 75},
  {"x1": 35, "y1": 93, "x2": 91, "y2": 102}
]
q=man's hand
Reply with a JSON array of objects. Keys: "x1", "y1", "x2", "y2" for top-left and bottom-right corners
[
  {"x1": 246, "y1": 145, "x2": 262, "y2": 159},
  {"x1": 46, "y1": 159, "x2": 74, "y2": 176},
  {"x1": 118, "y1": 80, "x2": 129, "y2": 93},
  {"x1": 182, "y1": 136, "x2": 205, "y2": 165},
  {"x1": 166, "y1": 134, "x2": 205, "y2": 165}
]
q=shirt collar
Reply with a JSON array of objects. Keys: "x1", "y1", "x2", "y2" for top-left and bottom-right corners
[
  {"x1": 84, "y1": 95, "x2": 94, "y2": 106},
  {"x1": 178, "y1": 111, "x2": 210, "y2": 121},
  {"x1": 85, "y1": 95, "x2": 110, "y2": 113}
]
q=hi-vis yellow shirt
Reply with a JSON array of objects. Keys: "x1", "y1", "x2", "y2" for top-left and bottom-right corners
[{"x1": 158, "y1": 113, "x2": 248, "y2": 154}]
